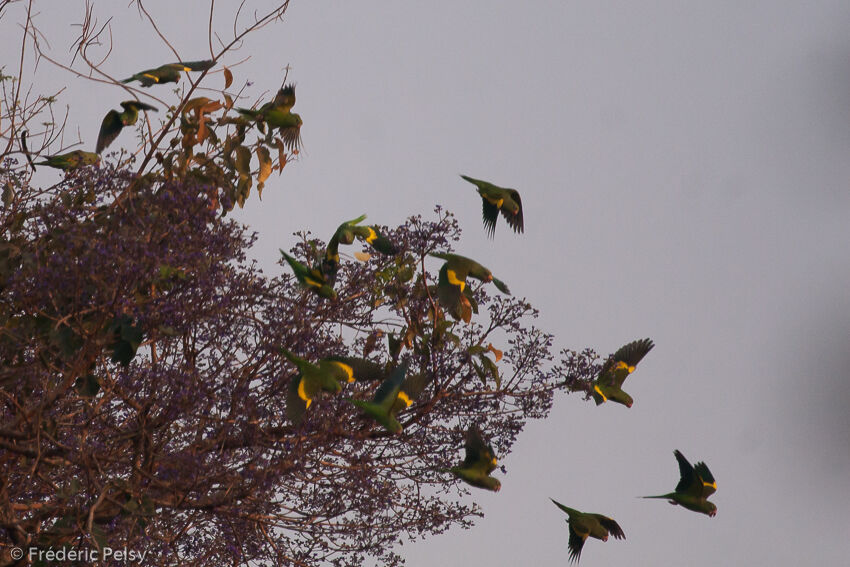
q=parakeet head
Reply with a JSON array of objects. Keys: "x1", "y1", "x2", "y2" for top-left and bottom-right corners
[
  {"x1": 707, "y1": 502, "x2": 717, "y2": 517},
  {"x1": 608, "y1": 390, "x2": 633, "y2": 408}
]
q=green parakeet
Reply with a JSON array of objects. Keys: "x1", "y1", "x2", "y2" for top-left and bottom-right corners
[
  {"x1": 350, "y1": 365, "x2": 431, "y2": 434},
  {"x1": 121, "y1": 60, "x2": 216, "y2": 87},
  {"x1": 33, "y1": 150, "x2": 100, "y2": 171},
  {"x1": 280, "y1": 250, "x2": 336, "y2": 300},
  {"x1": 325, "y1": 355, "x2": 388, "y2": 382},
  {"x1": 323, "y1": 215, "x2": 399, "y2": 282},
  {"x1": 550, "y1": 499, "x2": 625, "y2": 564},
  {"x1": 237, "y1": 107, "x2": 302, "y2": 152},
  {"x1": 591, "y1": 338, "x2": 654, "y2": 408},
  {"x1": 430, "y1": 252, "x2": 509, "y2": 321},
  {"x1": 430, "y1": 252, "x2": 511, "y2": 295},
  {"x1": 96, "y1": 101, "x2": 158, "y2": 153},
  {"x1": 322, "y1": 214, "x2": 367, "y2": 282},
  {"x1": 350, "y1": 364, "x2": 407, "y2": 434},
  {"x1": 281, "y1": 349, "x2": 354, "y2": 425},
  {"x1": 445, "y1": 426, "x2": 501, "y2": 492},
  {"x1": 434, "y1": 263, "x2": 479, "y2": 322},
  {"x1": 643, "y1": 450, "x2": 717, "y2": 517},
  {"x1": 460, "y1": 174, "x2": 524, "y2": 238},
  {"x1": 265, "y1": 83, "x2": 296, "y2": 114}
]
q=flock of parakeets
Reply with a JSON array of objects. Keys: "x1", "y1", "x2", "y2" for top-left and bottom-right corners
[
  {"x1": 27, "y1": 59, "x2": 304, "y2": 172},
  {"x1": 277, "y1": 174, "x2": 717, "y2": 563},
  {"x1": 28, "y1": 62, "x2": 717, "y2": 561}
]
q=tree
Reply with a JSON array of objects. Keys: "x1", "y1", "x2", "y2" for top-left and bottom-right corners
[{"x1": 0, "y1": 2, "x2": 604, "y2": 565}]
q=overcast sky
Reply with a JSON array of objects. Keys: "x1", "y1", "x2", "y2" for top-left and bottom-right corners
[{"x1": 4, "y1": 1, "x2": 850, "y2": 565}]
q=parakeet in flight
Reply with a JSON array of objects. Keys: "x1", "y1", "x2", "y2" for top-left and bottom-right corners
[
  {"x1": 280, "y1": 250, "x2": 336, "y2": 300},
  {"x1": 33, "y1": 150, "x2": 100, "y2": 171},
  {"x1": 96, "y1": 101, "x2": 158, "y2": 153},
  {"x1": 322, "y1": 215, "x2": 399, "y2": 283},
  {"x1": 325, "y1": 355, "x2": 388, "y2": 382},
  {"x1": 281, "y1": 349, "x2": 354, "y2": 424},
  {"x1": 121, "y1": 60, "x2": 216, "y2": 87},
  {"x1": 237, "y1": 82, "x2": 302, "y2": 152},
  {"x1": 446, "y1": 425, "x2": 501, "y2": 492},
  {"x1": 265, "y1": 83, "x2": 297, "y2": 114},
  {"x1": 643, "y1": 449, "x2": 717, "y2": 517},
  {"x1": 591, "y1": 338, "x2": 654, "y2": 408},
  {"x1": 550, "y1": 499, "x2": 625, "y2": 564},
  {"x1": 350, "y1": 365, "x2": 431, "y2": 434},
  {"x1": 460, "y1": 174, "x2": 524, "y2": 238}
]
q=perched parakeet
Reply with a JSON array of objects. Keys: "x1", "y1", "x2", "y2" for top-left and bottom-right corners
[
  {"x1": 281, "y1": 349, "x2": 354, "y2": 424},
  {"x1": 96, "y1": 101, "x2": 158, "y2": 153},
  {"x1": 350, "y1": 365, "x2": 431, "y2": 434},
  {"x1": 430, "y1": 252, "x2": 510, "y2": 294},
  {"x1": 121, "y1": 60, "x2": 216, "y2": 87},
  {"x1": 33, "y1": 150, "x2": 100, "y2": 171},
  {"x1": 433, "y1": 263, "x2": 479, "y2": 322},
  {"x1": 280, "y1": 250, "x2": 336, "y2": 299},
  {"x1": 445, "y1": 426, "x2": 501, "y2": 492},
  {"x1": 550, "y1": 499, "x2": 625, "y2": 564},
  {"x1": 460, "y1": 174, "x2": 524, "y2": 238},
  {"x1": 430, "y1": 252, "x2": 510, "y2": 321},
  {"x1": 643, "y1": 449, "x2": 717, "y2": 517},
  {"x1": 591, "y1": 338, "x2": 654, "y2": 408}
]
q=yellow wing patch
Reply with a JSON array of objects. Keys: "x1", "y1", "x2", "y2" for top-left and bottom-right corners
[
  {"x1": 593, "y1": 384, "x2": 608, "y2": 402},
  {"x1": 397, "y1": 390, "x2": 412, "y2": 408},
  {"x1": 331, "y1": 361, "x2": 355, "y2": 383},
  {"x1": 446, "y1": 269, "x2": 466, "y2": 291},
  {"x1": 298, "y1": 378, "x2": 312, "y2": 407},
  {"x1": 143, "y1": 73, "x2": 160, "y2": 82},
  {"x1": 703, "y1": 481, "x2": 717, "y2": 490},
  {"x1": 364, "y1": 227, "x2": 377, "y2": 243}
]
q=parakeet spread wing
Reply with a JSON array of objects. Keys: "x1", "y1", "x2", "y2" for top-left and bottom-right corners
[
  {"x1": 96, "y1": 110, "x2": 124, "y2": 154},
  {"x1": 599, "y1": 338, "x2": 654, "y2": 388},
  {"x1": 591, "y1": 515, "x2": 625, "y2": 540},
  {"x1": 503, "y1": 189, "x2": 524, "y2": 233},
  {"x1": 567, "y1": 524, "x2": 589, "y2": 564},
  {"x1": 463, "y1": 426, "x2": 498, "y2": 474},
  {"x1": 694, "y1": 461, "x2": 717, "y2": 497}
]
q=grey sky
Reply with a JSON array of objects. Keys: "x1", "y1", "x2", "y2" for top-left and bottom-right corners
[{"x1": 4, "y1": 1, "x2": 850, "y2": 565}]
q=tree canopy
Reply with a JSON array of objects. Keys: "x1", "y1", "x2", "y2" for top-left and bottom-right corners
[{"x1": 0, "y1": 2, "x2": 614, "y2": 565}]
